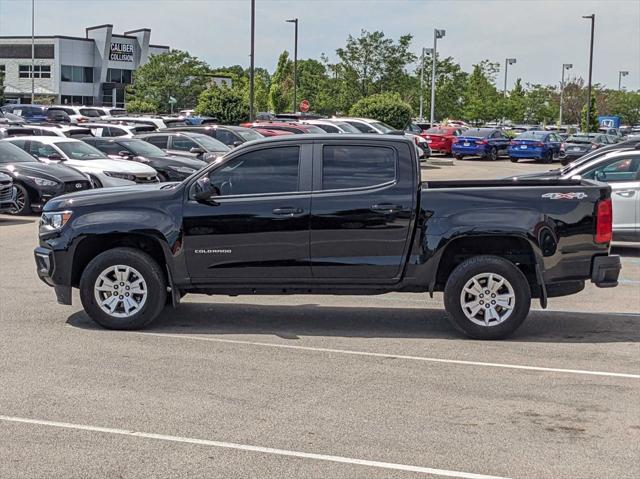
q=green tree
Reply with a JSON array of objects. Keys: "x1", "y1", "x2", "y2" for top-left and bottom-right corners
[
  {"x1": 268, "y1": 51, "x2": 294, "y2": 113},
  {"x1": 126, "y1": 50, "x2": 210, "y2": 112},
  {"x1": 195, "y1": 84, "x2": 248, "y2": 125},
  {"x1": 462, "y1": 62, "x2": 500, "y2": 124},
  {"x1": 581, "y1": 92, "x2": 599, "y2": 132},
  {"x1": 603, "y1": 90, "x2": 640, "y2": 126},
  {"x1": 349, "y1": 92, "x2": 413, "y2": 129},
  {"x1": 335, "y1": 30, "x2": 416, "y2": 98},
  {"x1": 504, "y1": 78, "x2": 526, "y2": 123},
  {"x1": 417, "y1": 54, "x2": 468, "y2": 120},
  {"x1": 524, "y1": 83, "x2": 559, "y2": 125},
  {"x1": 125, "y1": 99, "x2": 157, "y2": 113}
]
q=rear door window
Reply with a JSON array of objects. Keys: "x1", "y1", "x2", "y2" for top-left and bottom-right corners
[
  {"x1": 170, "y1": 137, "x2": 199, "y2": 151},
  {"x1": 146, "y1": 136, "x2": 168, "y2": 149},
  {"x1": 582, "y1": 156, "x2": 640, "y2": 182},
  {"x1": 321, "y1": 145, "x2": 396, "y2": 190}
]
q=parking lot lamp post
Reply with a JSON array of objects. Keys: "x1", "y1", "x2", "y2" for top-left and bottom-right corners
[
  {"x1": 618, "y1": 70, "x2": 629, "y2": 91},
  {"x1": 31, "y1": 0, "x2": 35, "y2": 103},
  {"x1": 286, "y1": 18, "x2": 298, "y2": 113},
  {"x1": 582, "y1": 14, "x2": 595, "y2": 132},
  {"x1": 249, "y1": 0, "x2": 255, "y2": 121},
  {"x1": 430, "y1": 29, "x2": 445, "y2": 126},
  {"x1": 503, "y1": 58, "x2": 517, "y2": 97},
  {"x1": 559, "y1": 63, "x2": 573, "y2": 127},
  {"x1": 419, "y1": 47, "x2": 433, "y2": 120}
]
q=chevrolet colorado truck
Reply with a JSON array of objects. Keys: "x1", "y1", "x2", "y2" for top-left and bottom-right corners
[{"x1": 34, "y1": 135, "x2": 621, "y2": 339}]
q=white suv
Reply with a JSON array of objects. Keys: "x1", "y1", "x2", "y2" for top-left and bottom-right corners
[{"x1": 2, "y1": 136, "x2": 158, "y2": 187}]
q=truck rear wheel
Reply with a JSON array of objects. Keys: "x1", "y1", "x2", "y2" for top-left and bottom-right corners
[
  {"x1": 79, "y1": 247, "x2": 166, "y2": 330},
  {"x1": 443, "y1": 255, "x2": 531, "y2": 340}
]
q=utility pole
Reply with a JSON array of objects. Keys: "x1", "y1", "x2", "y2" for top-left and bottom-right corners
[
  {"x1": 429, "y1": 29, "x2": 445, "y2": 126},
  {"x1": 286, "y1": 18, "x2": 298, "y2": 112},
  {"x1": 559, "y1": 63, "x2": 573, "y2": 127},
  {"x1": 249, "y1": 0, "x2": 255, "y2": 121},
  {"x1": 31, "y1": 0, "x2": 35, "y2": 103},
  {"x1": 419, "y1": 47, "x2": 433, "y2": 120},
  {"x1": 503, "y1": 58, "x2": 516, "y2": 96},
  {"x1": 618, "y1": 70, "x2": 629, "y2": 91},
  {"x1": 582, "y1": 14, "x2": 595, "y2": 132}
]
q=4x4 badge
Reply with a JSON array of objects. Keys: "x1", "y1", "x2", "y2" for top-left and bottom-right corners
[{"x1": 542, "y1": 192, "x2": 588, "y2": 200}]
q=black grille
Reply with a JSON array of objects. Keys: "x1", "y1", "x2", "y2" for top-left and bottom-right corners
[
  {"x1": 0, "y1": 184, "x2": 14, "y2": 202},
  {"x1": 134, "y1": 176, "x2": 159, "y2": 184},
  {"x1": 63, "y1": 181, "x2": 92, "y2": 193}
]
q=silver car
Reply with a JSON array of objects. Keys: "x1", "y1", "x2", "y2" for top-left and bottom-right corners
[{"x1": 561, "y1": 150, "x2": 640, "y2": 241}]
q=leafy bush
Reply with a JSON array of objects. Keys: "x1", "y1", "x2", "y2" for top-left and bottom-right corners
[
  {"x1": 195, "y1": 84, "x2": 249, "y2": 125},
  {"x1": 349, "y1": 92, "x2": 413, "y2": 129},
  {"x1": 126, "y1": 99, "x2": 157, "y2": 114}
]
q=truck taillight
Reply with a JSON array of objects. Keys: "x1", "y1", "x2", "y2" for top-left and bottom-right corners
[{"x1": 595, "y1": 198, "x2": 612, "y2": 244}]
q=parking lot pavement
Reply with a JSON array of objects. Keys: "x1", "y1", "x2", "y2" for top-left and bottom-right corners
[{"x1": 1, "y1": 160, "x2": 638, "y2": 479}]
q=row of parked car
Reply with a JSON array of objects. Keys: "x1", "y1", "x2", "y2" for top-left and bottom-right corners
[{"x1": 0, "y1": 109, "x2": 435, "y2": 215}]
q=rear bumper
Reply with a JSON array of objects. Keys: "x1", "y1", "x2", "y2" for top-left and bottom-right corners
[
  {"x1": 451, "y1": 146, "x2": 486, "y2": 157},
  {"x1": 508, "y1": 147, "x2": 544, "y2": 159},
  {"x1": 591, "y1": 255, "x2": 621, "y2": 288}
]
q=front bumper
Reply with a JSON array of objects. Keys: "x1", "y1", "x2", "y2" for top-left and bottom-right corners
[
  {"x1": 34, "y1": 247, "x2": 72, "y2": 304},
  {"x1": 591, "y1": 255, "x2": 621, "y2": 288}
]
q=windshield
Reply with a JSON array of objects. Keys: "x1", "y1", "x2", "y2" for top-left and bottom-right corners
[
  {"x1": 119, "y1": 139, "x2": 167, "y2": 157},
  {"x1": 567, "y1": 134, "x2": 596, "y2": 143},
  {"x1": 517, "y1": 131, "x2": 548, "y2": 140},
  {"x1": 193, "y1": 134, "x2": 230, "y2": 152},
  {"x1": 370, "y1": 121, "x2": 395, "y2": 133},
  {"x1": 425, "y1": 127, "x2": 453, "y2": 135},
  {"x1": 335, "y1": 122, "x2": 361, "y2": 133},
  {"x1": 0, "y1": 142, "x2": 38, "y2": 163},
  {"x1": 56, "y1": 141, "x2": 108, "y2": 160},
  {"x1": 79, "y1": 108, "x2": 103, "y2": 117},
  {"x1": 236, "y1": 129, "x2": 264, "y2": 141}
]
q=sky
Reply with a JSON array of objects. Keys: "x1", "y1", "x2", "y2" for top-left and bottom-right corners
[{"x1": 0, "y1": 0, "x2": 638, "y2": 90}]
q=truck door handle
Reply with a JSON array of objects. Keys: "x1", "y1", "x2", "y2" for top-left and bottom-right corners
[
  {"x1": 615, "y1": 190, "x2": 635, "y2": 198},
  {"x1": 371, "y1": 204, "x2": 404, "y2": 213},
  {"x1": 272, "y1": 207, "x2": 304, "y2": 216}
]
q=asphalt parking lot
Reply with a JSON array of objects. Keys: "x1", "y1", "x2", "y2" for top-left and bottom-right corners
[{"x1": 1, "y1": 157, "x2": 638, "y2": 479}]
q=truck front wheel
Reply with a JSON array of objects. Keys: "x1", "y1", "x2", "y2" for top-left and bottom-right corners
[
  {"x1": 444, "y1": 255, "x2": 531, "y2": 339},
  {"x1": 79, "y1": 247, "x2": 167, "y2": 330}
]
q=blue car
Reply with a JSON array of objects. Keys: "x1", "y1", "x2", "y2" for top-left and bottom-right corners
[
  {"x1": 451, "y1": 128, "x2": 510, "y2": 161},
  {"x1": 508, "y1": 130, "x2": 563, "y2": 163},
  {"x1": 1, "y1": 104, "x2": 71, "y2": 123}
]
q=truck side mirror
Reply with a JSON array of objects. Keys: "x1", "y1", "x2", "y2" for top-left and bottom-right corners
[{"x1": 193, "y1": 176, "x2": 218, "y2": 201}]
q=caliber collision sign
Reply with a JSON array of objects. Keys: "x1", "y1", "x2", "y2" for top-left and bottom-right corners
[{"x1": 109, "y1": 42, "x2": 134, "y2": 62}]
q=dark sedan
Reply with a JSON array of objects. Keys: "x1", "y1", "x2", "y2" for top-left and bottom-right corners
[
  {"x1": 0, "y1": 172, "x2": 16, "y2": 213},
  {"x1": 82, "y1": 137, "x2": 207, "y2": 182},
  {"x1": 451, "y1": 128, "x2": 510, "y2": 160},
  {"x1": 166, "y1": 125, "x2": 264, "y2": 148},
  {"x1": 0, "y1": 141, "x2": 92, "y2": 215},
  {"x1": 135, "y1": 131, "x2": 230, "y2": 163},
  {"x1": 560, "y1": 133, "x2": 609, "y2": 165}
]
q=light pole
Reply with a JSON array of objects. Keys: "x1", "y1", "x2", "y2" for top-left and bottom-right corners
[
  {"x1": 249, "y1": 0, "x2": 255, "y2": 121},
  {"x1": 503, "y1": 58, "x2": 516, "y2": 96},
  {"x1": 31, "y1": 0, "x2": 35, "y2": 103},
  {"x1": 618, "y1": 70, "x2": 629, "y2": 91},
  {"x1": 582, "y1": 14, "x2": 595, "y2": 131},
  {"x1": 419, "y1": 47, "x2": 433, "y2": 120},
  {"x1": 559, "y1": 63, "x2": 573, "y2": 127},
  {"x1": 429, "y1": 29, "x2": 445, "y2": 126},
  {"x1": 286, "y1": 18, "x2": 298, "y2": 113}
]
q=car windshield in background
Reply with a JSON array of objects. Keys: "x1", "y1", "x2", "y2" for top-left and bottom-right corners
[
  {"x1": 110, "y1": 109, "x2": 127, "y2": 116},
  {"x1": 192, "y1": 134, "x2": 231, "y2": 152},
  {"x1": 335, "y1": 122, "x2": 361, "y2": 133},
  {"x1": 568, "y1": 135, "x2": 596, "y2": 143},
  {"x1": 464, "y1": 129, "x2": 494, "y2": 138},
  {"x1": 300, "y1": 124, "x2": 327, "y2": 134},
  {"x1": 79, "y1": 108, "x2": 103, "y2": 117},
  {"x1": 517, "y1": 131, "x2": 548, "y2": 140},
  {"x1": 370, "y1": 121, "x2": 395, "y2": 133},
  {"x1": 0, "y1": 142, "x2": 38, "y2": 163},
  {"x1": 236, "y1": 129, "x2": 264, "y2": 142},
  {"x1": 119, "y1": 139, "x2": 167, "y2": 157},
  {"x1": 425, "y1": 127, "x2": 451, "y2": 135},
  {"x1": 131, "y1": 125, "x2": 156, "y2": 134},
  {"x1": 56, "y1": 142, "x2": 107, "y2": 160},
  {"x1": 164, "y1": 119, "x2": 188, "y2": 127}
]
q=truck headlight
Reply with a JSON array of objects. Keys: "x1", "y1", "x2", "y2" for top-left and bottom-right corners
[
  {"x1": 40, "y1": 211, "x2": 72, "y2": 233},
  {"x1": 104, "y1": 171, "x2": 136, "y2": 181}
]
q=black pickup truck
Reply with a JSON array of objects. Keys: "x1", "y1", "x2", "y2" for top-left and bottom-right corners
[{"x1": 34, "y1": 135, "x2": 621, "y2": 339}]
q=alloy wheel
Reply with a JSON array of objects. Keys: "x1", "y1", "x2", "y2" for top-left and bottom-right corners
[{"x1": 459, "y1": 272, "x2": 515, "y2": 327}]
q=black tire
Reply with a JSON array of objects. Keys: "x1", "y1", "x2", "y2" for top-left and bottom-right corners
[
  {"x1": 509, "y1": 156, "x2": 518, "y2": 163},
  {"x1": 89, "y1": 176, "x2": 103, "y2": 188},
  {"x1": 488, "y1": 147, "x2": 498, "y2": 161},
  {"x1": 10, "y1": 183, "x2": 31, "y2": 215},
  {"x1": 443, "y1": 255, "x2": 531, "y2": 340},
  {"x1": 454, "y1": 155, "x2": 464, "y2": 160},
  {"x1": 157, "y1": 172, "x2": 170, "y2": 183},
  {"x1": 79, "y1": 247, "x2": 167, "y2": 330},
  {"x1": 542, "y1": 150, "x2": 553, "y2": 164}
]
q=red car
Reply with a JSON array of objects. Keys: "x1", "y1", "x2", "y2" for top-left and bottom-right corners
[
  {"x1": 421, "y1": 126, "x2": 466, "y2": 154},
  {"x1": 240, "y1": 121, "x2": 326, "y2": 135},
  {"x1": 253, "y1": 128, "x2": 294, "y2": 137}
]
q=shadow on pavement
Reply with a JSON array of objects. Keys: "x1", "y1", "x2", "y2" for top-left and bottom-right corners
[
  {"x1": 612, "y1": 244, "x2": 640, "y2": 258},
  {"x1": 66, "y1": 301, "x2": 640, "y2": 344},
  {"x1": 0, "y1": 216, "x2": 37, "y2": 226}
]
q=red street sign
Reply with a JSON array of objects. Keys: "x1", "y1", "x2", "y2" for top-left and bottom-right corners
[{"x1": 299, "y1": 99, "x2": 310, "y2": 113}]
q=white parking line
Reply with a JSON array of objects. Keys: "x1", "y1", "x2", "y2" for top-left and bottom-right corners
[
  {"x1": 0, "y1": 415, "x2": 510, "y2": 479},
  {"x1": 139, "y1": 332, "x2": 640, "y2": 379}
]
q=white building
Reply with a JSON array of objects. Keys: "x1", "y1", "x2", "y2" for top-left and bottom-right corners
[{"x1": 0, "y1": 24, "x2": 170, "y2": 107}]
